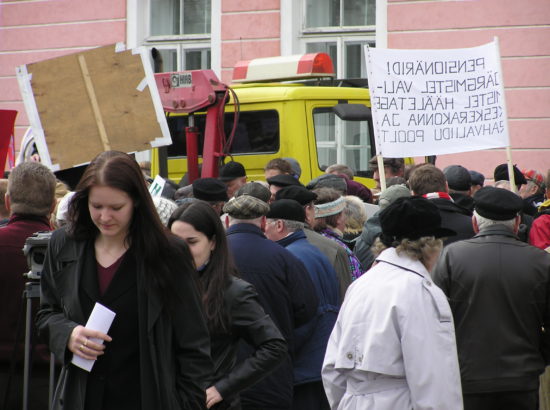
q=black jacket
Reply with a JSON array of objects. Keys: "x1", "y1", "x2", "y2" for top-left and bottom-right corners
[
  {"x1": 36, "y1": 228, "x2": 212, "y2": 410},
  {"x1": 433, "y1": 226, "x2": 550, "y2": 393},
  {"x1": 428, "y1": 197, "x2": 475, "y2": 245},
  {"x1": 210, "y1": 277, "x2": 287, "y2": 409}
]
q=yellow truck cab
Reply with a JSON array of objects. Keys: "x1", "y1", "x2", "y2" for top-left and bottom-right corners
[{"x1": 152, "y1": 53, "x2": 377, "y2": 187}]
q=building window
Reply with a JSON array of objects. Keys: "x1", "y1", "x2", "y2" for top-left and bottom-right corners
[
  {"x1": 301, "y1": 0, "x2": 375, "y2": 78},
  {"x1": 146, "y1": 0, "x2": 212, "y2": 72}
]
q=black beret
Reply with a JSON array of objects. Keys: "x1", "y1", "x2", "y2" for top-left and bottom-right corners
[
  {"x1": 219, "y1": 161, "x2": 246, "y2": 182},
  {"x1": 493, "y1": 163, "x2": 527, "y2": 186},
  {"x1": 192, "y1": 178, "x2": 228, "y2": 202},
  {"x1": 267, "y1": 199, "x2": 306, "y2": 223},
  {"x1": 473, "y1": 186, "x2": 523, "y2": 220},
  {"x1": 379, "y1": 196, "x2": 455, "y2": 243},
  {"x1": 444, "y1": 165, "x2": 472, "y2": 191},
  {"x1": 266, "y1": 174, "x2": 303, "y2": 188},
  {"x1": 469, "y1": 170, "x2": 485, "y2": 186},
  {"x1": 275, "y1": 185, "x2": 317, "y2": 205},
  {"x1": 223, "y1": 195, "x2": 269, "y2": 219}
]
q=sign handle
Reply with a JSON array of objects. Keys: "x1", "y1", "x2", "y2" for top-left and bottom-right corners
[
  {"x1": 78, "y1": 55, "x2": 111, "y2": 152},
  {"x1": 377, "y1": 155, "x2": 387, "y2": 191},
  {"x1": 506, "y1": 146, "x2": 517, "y2": 193}
]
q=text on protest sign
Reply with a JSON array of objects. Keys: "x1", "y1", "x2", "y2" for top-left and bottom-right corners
[{"x1": 365, "y1": 41, "x2": 509, "y2": 158}]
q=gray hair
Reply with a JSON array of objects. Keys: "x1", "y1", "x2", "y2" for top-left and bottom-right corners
[
  {"x1": 267, "y1": 218, "x2": 305, "y2": 232},
  {"x1": 473, "y1": 210, "x2": 516, "y2": 231},
  {"x1": 8, "y1": 162, "x2": 56, "y2": 216}
]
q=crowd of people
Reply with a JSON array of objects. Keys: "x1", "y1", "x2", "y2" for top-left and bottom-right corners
[{"x1": 1, "y1": 151, "x2": 549, "y2": 410}]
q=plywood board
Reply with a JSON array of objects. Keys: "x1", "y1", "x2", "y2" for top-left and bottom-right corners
[{"x1": 17, "y1": 44, "x2": 171, "y2": 171}]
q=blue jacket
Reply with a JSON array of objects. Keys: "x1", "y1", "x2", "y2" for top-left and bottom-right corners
[
  {"x1": 226, "y1": 223, "x2": 318, "y2": 409},
  {"x1": 278, "y1": 230, "x2": 340, "y2": 385}
]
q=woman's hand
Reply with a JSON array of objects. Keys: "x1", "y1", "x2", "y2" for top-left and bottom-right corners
[
  {"x1": 68, "y1": 325, "x2": 112, "y2": 361},
  {"x1": 206, "y1": 386, "x2": 223, "y2": 409}
]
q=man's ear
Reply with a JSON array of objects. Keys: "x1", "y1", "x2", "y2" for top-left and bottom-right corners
[
  {"x1": 472, "y1": 214, "x2": 480, "y2": 234},
  {"x1": 260, "y1": 215, "x2": 267, "y2": 232},
  {"x1": 5, "y1": 193, "x2": 11, "y2": 214},
  {"x1": 276, "y1": 219, "x2": 285, "y2": 233},
  {"x1": 513, "y1": 215, "x2": 521, "y2": 234}
]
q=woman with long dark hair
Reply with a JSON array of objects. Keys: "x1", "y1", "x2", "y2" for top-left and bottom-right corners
[
  {"x1": 36, "y1": 151, "x2": 212, "y2": 410},
  {"x1": 168, "y1": 200, "x2": 287, "y2": 409}
]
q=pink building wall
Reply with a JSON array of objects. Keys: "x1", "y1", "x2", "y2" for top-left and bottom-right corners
[
  {"x1": 0, "y1": 0, "x2": 126, "y2": 170},
  {"x1": 388, "y1": 0, "x2": 550, "y2": 181},
  {"x1": 220, "y1": 0, "x2": 281, "y2": 84}
]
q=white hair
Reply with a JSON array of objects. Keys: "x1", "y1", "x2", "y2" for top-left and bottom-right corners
[{"x1": 473, "y1": 210, "x2": 516, "y2": 231}]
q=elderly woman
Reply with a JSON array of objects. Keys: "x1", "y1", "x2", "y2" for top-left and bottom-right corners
[
  {"x1": 322, "y1": 196, "x2": 463, "y2": 410},
  {"x1": 313, "y1": 188, "x2": 363, "y2": 280}
]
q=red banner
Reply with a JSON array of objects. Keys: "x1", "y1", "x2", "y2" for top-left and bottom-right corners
[{"x1": 0, "y1": 110, "x2": 17, "y2": 173}]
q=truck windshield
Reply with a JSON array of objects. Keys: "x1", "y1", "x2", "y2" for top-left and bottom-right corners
[
  {"x1": 166, "y1": 110, "x2": 279, "y2": 157},
  {"x1": 313, "y1": 107, "x2": 373, "y2": 177}
]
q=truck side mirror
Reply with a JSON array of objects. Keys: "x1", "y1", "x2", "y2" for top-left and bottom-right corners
[{"x1": 332, "y1": 104, "x2": 372, "y2": 121}]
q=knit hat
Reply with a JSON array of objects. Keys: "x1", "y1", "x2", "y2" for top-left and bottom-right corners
[
  {"x1": 223, "y1": 195, "x2": 270, "y2": 219},
  {"x1": 192, "y1": 178, "x2": 229, "y2": 202},
  {"x1": 235, "y1": 182, "x2": 271, "y2": 203},
  {"x1": 444, "y1": 165, "x2": 472, "y2": 191},
  {"x1": 493, "y1": 164, "x2": 527, "y2": 186},
  {"x1": 522, "y1": 169, "x2": 545, "y2": 189},
  {"x1": 219, "y1": 161, "x2": 246, "y2": 182},
  {"x1": 379, "y1": 196, "x2": 455, "y2": 245},
  {"x1": 378, "y1": 184, "x2": 411, "y2": 210},
  {"x1": 153, "y1": 196, "x2": 178, "y2": 226},
  {"x1": 275, "y1": 185, "x2": 317, "y2": 205},
  {"x1": 474, "y1": 186, "x2": 523, "y2": 221},
  {"x1": 314, "y1": 196, "x2": 346, "y2": 218},
  {"x1": 267, "y1": 199, "x2": 306, "y2": 223}
]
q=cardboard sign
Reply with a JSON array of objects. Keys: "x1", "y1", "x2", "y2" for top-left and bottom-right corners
[
  {"x1": 365, "y1": 41, "x2": 509, "y2": 158},
  {"x1": 16, "y1": 43, "x2": 171, "y2": 171}
]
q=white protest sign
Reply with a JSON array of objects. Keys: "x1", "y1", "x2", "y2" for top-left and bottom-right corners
[
  {"x1": 365, "y1": 41, "x2": 509, "y2": 158},
  {"x1": 148, "y1": 175, "x2": 166, "y2": 197}
]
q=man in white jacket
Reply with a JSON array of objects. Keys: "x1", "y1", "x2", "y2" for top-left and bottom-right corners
[{"x1": 322, "y1": 196, "x2": 463, "y2": 409}]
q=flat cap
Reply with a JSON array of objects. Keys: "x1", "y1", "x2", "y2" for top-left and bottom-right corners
[
  {"x1": 493, "y1": 163, "x2": 527, "y2": 186},
  {"x1": 522, "y1": 169, "x2": 545, "y2": 189},
  {"x1": 275, "y1": 185, "x2": 317, "y2": 205},
  {"x1": 192, "y1": 178, "x2": 229, "y2": 202},
  {"x1": 236, "y1": 182, "x2": 271, "y2": 203},
  {"x1": 379, "y1": 196, "x2": 455, "y2": 244},
  {"x1": 223, "y1": 195, "x2": 270, "y2": 219},
  {"x1": 378, "y1": 184, "x2": 411, "y2": 210},
  {"x1": 306, "y1": 174, "x2": 347, "y2": 195},
  {"x1": 444, "y1": 165, "x2": 472, "y2": 191},
  {"x1": 219, "y1": 161, "x2": 246, "y2": 182},
  {"x1": 267, "y1": 199, "x2": 306, "y2": 222},
  {"x1": 469, "y1": 170, "x2": 485, "y2": 186},
  {"x1": 267, "y1": 174, "x2": 303, "y2": 188},
  {"x1": 474, "y1": 186, "x2": 523, "y2": 221}
]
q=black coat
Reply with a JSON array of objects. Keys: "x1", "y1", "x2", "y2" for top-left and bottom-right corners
[
  {"x1": 429, "y1": 197, "x2": 475, "y2": 245},
  {"x1": 210, "y1": 277, "x2": 287, "y2": 409},
  {"x1": 433, "y1": 226, "x2": 550, "y2": 393},
  {"x1": 36, "y1": 228, "x2": 212, "y2": 410}
]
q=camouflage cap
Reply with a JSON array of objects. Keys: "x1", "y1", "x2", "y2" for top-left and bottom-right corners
[{"x1": 223, "y1": 194, "x2": 270, "y2": 219}]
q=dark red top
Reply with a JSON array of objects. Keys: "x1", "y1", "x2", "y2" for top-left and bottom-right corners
[{"x1": 97, "y1": 254, "x2": 125, "y2": 295}]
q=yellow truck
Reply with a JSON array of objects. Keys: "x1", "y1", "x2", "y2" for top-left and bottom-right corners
[{"x1": 152, "y1": 53, "x2": 378, "y2": 187}]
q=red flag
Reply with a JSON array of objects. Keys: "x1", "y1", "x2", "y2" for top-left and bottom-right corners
[{"x1": 0, "y1": 110, "x2": 18, "y2": 172}]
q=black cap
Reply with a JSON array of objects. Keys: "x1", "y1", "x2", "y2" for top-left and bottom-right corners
[
  {"x1": 192, "y1": 178, "x2": 229, "y2": 202},
  {"x1": 235, "y1": 182, "x2": 271, "y2": 203},
  {"x1": 469, "y1": 170, "x2": 485, "y2": 186},
  {"x1": 275, "y1": 185, "x2": 317, "y2": 205},
  {"x1": 493, "y1": 164, "x2": 527, "y2": 186},
  {"x1": 474, "y1": 186, "x2": 523, "y2": 221},
  {"x1": 219, "y1": 161, "x2": 246, "y2": 182},
  {"x1": 267, "y1": 174, "x2": 303, "y2": 188},
  {"x1": 444, "y1": 165, "x2": 472, "y2": 191},
  {"x1": 379, "y1": 196, "x2": 456, "y2": 243},
  {"x1": 267, "y1": 199, "x2": 306, "y2": 222}
]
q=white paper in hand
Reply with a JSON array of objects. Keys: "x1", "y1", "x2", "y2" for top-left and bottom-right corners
[{"x1": 71, "y1": 303, "x2": 116, "y2": 372}]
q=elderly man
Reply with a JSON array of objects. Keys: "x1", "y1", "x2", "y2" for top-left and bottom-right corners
[
  {"x1": 368, "y1": 156, "x2": 405, "y2": 191},
  {"x1": 265, "y1": 199, "x2": 339, "y2": 410},
  {"x1": 224, "y1": 195, "x2": 318, "y2": 410},
  {"x1": 0, "y1": 162, "x2": 56, "y2": 410},
  {"x1": 434, "y1": 186, "x2": 550, "y2": 410}
]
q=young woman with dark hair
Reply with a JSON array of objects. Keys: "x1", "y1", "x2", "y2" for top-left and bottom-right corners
[
  {"x1": 168, "y1": 200, "x2": 287, "y2": 410},
  {"x1": 36, "y1": 150, "x2": 212, "y2": 410}
]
